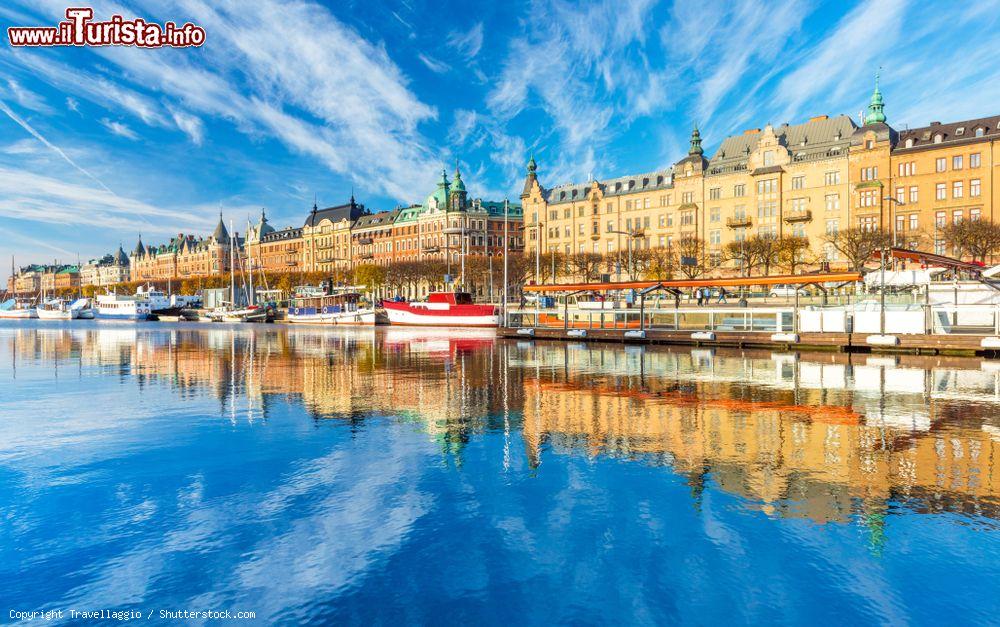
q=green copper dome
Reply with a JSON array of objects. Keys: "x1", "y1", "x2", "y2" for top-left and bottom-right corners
[
  {"x1": 864, "y1": 71, "x2": 886, "y2": 125},
  {"x1": 426, "y1": 169, "x2": 450, "y2": 209},
  {"x1": 527, "y1": 154, "x2": 537, "y2": 174},
  {"x1": 452, "y1": 164, "x2": 466, "y2": 192}
]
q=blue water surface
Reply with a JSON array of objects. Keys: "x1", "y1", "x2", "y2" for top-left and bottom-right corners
[{"x1": 1, "y1": 322, "x2": 998, "y2": 625}]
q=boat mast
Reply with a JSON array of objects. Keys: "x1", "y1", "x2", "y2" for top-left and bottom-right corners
[{"x1": 229, "y1": 218, "x2": 235, "y2": 308}]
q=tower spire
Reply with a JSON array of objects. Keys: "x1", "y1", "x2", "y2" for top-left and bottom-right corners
[
  {"x1": 864, "y1": 68, "x2": 886, "y2": 125},
  {"x1": 688, "y1": 123, "x2": 703, "y2": 156}
]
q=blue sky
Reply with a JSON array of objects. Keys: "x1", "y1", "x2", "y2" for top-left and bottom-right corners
[{"x1": 2, "y1": 0, "x2": 1000, "y2": 282}]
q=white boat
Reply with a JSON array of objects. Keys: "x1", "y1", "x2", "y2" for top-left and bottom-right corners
[
  {"x1": 0, "y1": 298, "x2": 37, "y2": 319},
  {"x1": 95, "y1": 292, "x2": 152, "y2": 320},
  {"x1": 70, "y1": 298, "x2": 94, "y2": 319},
  {"x1": 136, "y1": 285, "x2": 201, "y2": 318},
  {"x1": 287, "y1": 287, "x2": 381, "y2": 325},
  {"x1": 382, "y1": 292, "x2": 499, "y2": 327},
  {"x1": 37, "y1": 299, "x2": 77, "y2": 320},
  {"x1": 207, "y1": 304, "x2": 269, "y2": 323}
]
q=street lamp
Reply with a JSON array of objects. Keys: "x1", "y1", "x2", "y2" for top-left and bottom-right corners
[
  {"x1": 884, "y1": 196, "x2": 906, "y2": 248},
  {"x1": 608, "y1": 229, "x2": 644, "y2": 281}
]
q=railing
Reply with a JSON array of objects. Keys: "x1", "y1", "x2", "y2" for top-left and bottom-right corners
[
  {"x1": 726, "y1": 216, "x2": 752, "y2": 228},
  {"x1": 783, "y1": 210, "x2": 812, "y2": 223},
  {"x1": 505, "y1": 302, "x2": 1000, "y2": 337}
]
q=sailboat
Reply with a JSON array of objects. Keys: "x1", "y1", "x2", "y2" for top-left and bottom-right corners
[{"x1": 207, "y1": 219, "x2": 270, "y2": 323}]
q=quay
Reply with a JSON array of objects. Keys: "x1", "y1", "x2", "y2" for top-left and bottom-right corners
[{"x1": 500, "y1": 270, "x2": 1000, "y2": 357}]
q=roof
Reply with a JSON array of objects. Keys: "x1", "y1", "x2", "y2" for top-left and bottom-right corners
[
  {"x1": 895, "y1": 114, "x2": 1000, "y2": 152},
  {"x1": 524, "y1": 272, "x2": 864, "y2": 293},
  {"x1": 211, "y1": 215, "x2": 230, "y2": 242},
  {"x1": 261, "y1": 226, "x2": 302, "y2": 243},
  {"x1": 709, "y1": 115, "x2": 856, "y2": 174},
  {"x1": 304, "y1": 200, "x2": 367, "y2": 227},
  {"x1": 544, "y1": 169, "x2": 674, "y2": 206},
  {"x1": 353, "y1": 209, "x2": 400, "y2": 230},
  {"x1": 480, "y1": 200, "x2": 523, "y2": 218}
]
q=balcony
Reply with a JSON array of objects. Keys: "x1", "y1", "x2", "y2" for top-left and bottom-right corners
[
  {"x1": 357, "y1": 237, "x2": 374, "y2": 245},
  {"x1": 726, "y1": 216, "x2": 752, "y2": 228},
  {"x1": 783, "y1": 209, "x2": 812, "y2": 223}
]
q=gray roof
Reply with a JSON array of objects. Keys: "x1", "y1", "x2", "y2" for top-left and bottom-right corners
[
  {"x1": 895, "y1": 114, "x2": 1000, "y2": 152},
  {"x1": 304, "y1": 200, "x2": 367, "y2": 227},
  {"x1": 708, "y1": 115, "x2": 856, "y2": 175},
  {"x1": 352, "y1": 209, "x2": 400, "y2": 230},
  {"x1": 544, "y1": 168, "x2": 674, "y2": 205},
  {"x1": 211, "y1": 215, "x2": 230, "y2": 242},
  {"x1": 261, "y1": 226, "x2": 302, "y2": 243}
]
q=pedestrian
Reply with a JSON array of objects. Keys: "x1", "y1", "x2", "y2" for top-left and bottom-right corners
[
  {"x1": 695, "y1": 287, "x2": 703, "y2": 306},
  {"x1": 717, "y1": 287, "x2": 728, "y2": 304}
]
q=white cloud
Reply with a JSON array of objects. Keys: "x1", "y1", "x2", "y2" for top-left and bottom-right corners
[
  {"x1": 417, "y1": 53, "x2": 450, "y2": 74},
  {"x1": 100, "y1": 117, "x2": 140, "y2": 140},
  {"x1": 1, "y1": 79, "x2": 52, "y2": 114},
  {"x1": 447, "y1": 23, "x2": 484, "y2": 60},
  {"x1": 169, "y1": 108, "x2": 204, "y2": 145},
  {"x1": 66, "y1": 96, "x2": 80, "y2": 113},
  {"x1": 0, "y1": 97, "x2": 114, "y2": 193}
]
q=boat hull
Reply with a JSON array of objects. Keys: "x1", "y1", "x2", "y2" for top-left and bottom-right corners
[
  {"x1": 37, "y1": 309, "x2": 76, "y2": 320},
  {"x1": 287, "y1": 308, "x2": 380, "y2": 325},
  {"x1": 96, "y1": 311, "x2": 152, "y2": 320},
  {"x1": 0, "y1": 309, "x2": 36, "y2": 319},
  {"x1": 382, "y1": 302, "x2": 498, "y2": 327}
]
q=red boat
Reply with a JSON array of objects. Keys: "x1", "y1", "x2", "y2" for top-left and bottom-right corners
[{"x1": 382, "y1": 292, "x2": 499, "y2": 327}]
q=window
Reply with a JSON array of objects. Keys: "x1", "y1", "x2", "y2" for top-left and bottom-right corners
[
  {"x1": 606, "y1": 202, "x2": 613, "y2": 213},
  {"x1": 824, "y1": 171, "x2": 840, "y2": 185},
  {"x1": 763, "y1": 150, "x2": 775, "y2": 166},
  {"x1": 909, "y1": 214, "x2": 918, "y2": 231},
  {"x1": 578, "y1": 224, "x2": 585, "y2": 235},
  {"x1": 757, "y1": 201, "x2": 777, "y2": 220},
  {"x1": 825, "y1": 194, "x2": 840, "y2": 212},
  {"x1": 791, "y1": 175, "x2": 805, "y2": 190},
  {"x1": 953, "y1": 209, "x2": 963, "y2": 224},
  {"x1": 859, "y1": 215, "x2": 878, "y2": 231},
  {"x1": 666, "y1": 214, "x2": 673, "y2": 227},
  {"x1": 791, "y1": 197, "x2": 807, "y2": 212},
  {"x1": 658, "y1": 235, "x2": 665, "y2": 247},
  {"x1": 643, "y1": 216, "x2": 650, "y2": 229},
  {"x1": 659, "y1": 195, "x2": 666, "y2": 207},
  {"x1": 859, "y1": 189, "x2": 878, "y2": 207},
  {"x1": 953, "y1": 155, "x2": 963, "y2": 170},
  {"x1": 971, "y1": 208, "x2": 981, "y2": 221},
  {"x1": 733, "y1": 206, "x2": 747, "y2": 220},
  {"x1": 896, "y1": 187, "x2": 905, "y2": 203},
  {"x1": 626, "y1": 218, "x2": 633, "y2": 231},
  {"x1": 734, "y1": 184, "x2": 746, "y2": 197},
  {"x1": 898, "y1": 161, "x2": 916, "y2": 176},
  {"x1": 935, "y1": 240, "x2": 946, "y2": 255},
  {"x1": 909, "y1": 186, "x2": 918, "y2": 203},
  {"x1": 971, "y1": 153, "x2": 981, "y2": 168},
  {"x1": 934, "y1": 134, "x2": 943, "y2": 144},
  {"x1": 935, "y1": 211, "x2": 946, "y2": 227},
  {"x1": 681, "y1": 211, "x2": 694, "y2": 226},
  {"x1": 658, "y1": 215, "x2": 666, "y2": 227},
  {"x1": 709, "y1": 207, "x2": 721, "y2": 222},
  {"x1": 709, "y1": 187, "x2": 721, "y2": 200},
  {"x1": 953, "y1": 181, "x2": 963, "y2": 198},
  {"x1": 936, "y1": 157, "x2": 946, "y2": 172},
  {"x1": 975, "y1": 127, "x2": 985, "y2": 137},
  {"x1": 825, "y1": 219, "x2": 839, "y2": 235},
  {"x1": 860, "y1": 166, "x2": 878, "y2": 181},
  {"x1": 936, "y1": 183, "x2": 946, "y2": 200},
  {"x1": 606, "y1": 221, "x2": 614, "y2": 232},
  {"x1": 896, "y1": 215, "x2": 905, "y2": 233},
  {"x1": 757, "y1": 179, "x2": 777, "y2": 194},
  {"x1": 709, "y1": 230, "x2": 721, "y2": 245},
  {"x1": 905, "y1": 138, "x2": 914, "y2": 148},
  {"x1": 625, "y1": 200, "x2": 632, "y2": 210},
  {"x1": 644, "y1": 198, "x2": 651, "y2": 209},
  {"x1": 681, "y1": 192, "x2": 694, "y2": 204}
]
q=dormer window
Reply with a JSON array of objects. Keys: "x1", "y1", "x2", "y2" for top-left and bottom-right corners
[
  {"x1": 934, "y1": 133, "x2": 943, "y2": 143},
  {"x1": 975, "y1": 127, "x2": 985, "y2": 137},
  {"x1": 905, "y1": 138, "x2": 914, "y2": 148},
  {"x1": 956, "y1": 127, "x2": 965, "y2": 136},
  {"x1": 642, "y1": 177, "x2": 649, "y2": 187}
]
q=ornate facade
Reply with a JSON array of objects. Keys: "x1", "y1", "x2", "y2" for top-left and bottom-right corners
[
  {"x1": 80, "y1": 247, "x2": 130, "y2": 287},
  {"x1": 130, "y1": 214, "x2": 233, "y2": 281},
  {"x1": 524, "y1": 76, "x2": 1000, "y2": 271},
  {"x1": 244, "y1": 211, "x2": 303, "y2": 273}
]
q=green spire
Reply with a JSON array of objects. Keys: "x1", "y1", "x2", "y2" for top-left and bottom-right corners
[
  {"x1": 688, "y1": 123, "x2": 703, "y2": 156},
  {"x1": 527, "y1": 153, "x2": 537, "y2": 174},
  {"x1": 864, "y1": 69, "x2": 886, "y2": 125},
  {"x1": 453, "y1": 160, "x2": 466, "y2": 192}
]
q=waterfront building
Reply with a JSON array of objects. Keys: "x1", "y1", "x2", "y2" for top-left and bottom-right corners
[
  {"x1": 40, "y1": 264, "x2": 80, "y2": 293},
  {"x1": 352, "y1": 209, "x2": 400, "y2": 266},
  {"x1": 11, "y1": 264, "x2": 45, "y2": 294},
  {"x1": 80, "y1": 247, "x2": 130, "y2": 287},
  {"x1": 244, "y1": 210, "x2": 303, "y2": 273},
  {"x1": 524, "y1": 76, "x2": 1000, "y2": 272},
  {"x1": 300, "y1": 197, "x2": 368, "y2": 274},
  {"x1": 131, "y1": 215, "x2": 234, "y2": 282}
]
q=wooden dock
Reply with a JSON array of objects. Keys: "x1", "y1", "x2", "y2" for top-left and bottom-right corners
[{"x1": 498, "y1": 326, "x2": 999, "y2": 356}]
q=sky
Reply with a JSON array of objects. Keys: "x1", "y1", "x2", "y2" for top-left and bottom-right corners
[{"x1": 2, "y1": 0, "x2": 1000, "y2": 283}]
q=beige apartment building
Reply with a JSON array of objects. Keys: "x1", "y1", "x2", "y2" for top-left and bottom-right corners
[{"x1": 524, "y1": 78, "x2": 1000, "y2": 274}]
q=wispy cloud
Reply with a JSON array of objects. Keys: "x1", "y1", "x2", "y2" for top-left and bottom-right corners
[
  {"x1": 447, "y1": 23, "x2": 484, "y2": 60},
  {"x1": 1, "y1": 79, "x2": 52, "y2": 114},
  {"x1": 417, "y1": 53, "x2": 450, "y2": 74},
  {"x1": 100, "y1": 117, "x2": 140, "y2": 140},
  {"x1": 65, "y1": 96, "x2": 80, "y2": 114},
  {"x1": 0, "y1": 97, "x2": 114, "y2": 193}
]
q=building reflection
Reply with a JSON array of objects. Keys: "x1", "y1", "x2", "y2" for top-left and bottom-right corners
[{"x1": 3, "y1": 325, "x2": 999, "y2": 525}]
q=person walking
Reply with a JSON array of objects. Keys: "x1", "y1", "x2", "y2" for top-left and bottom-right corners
[
  {"x1": 717, "y1": 287, "x2": 728, "y2": 304},
  {"x1": 695, "y1": 287, "x2": 703, "y2": 306}
]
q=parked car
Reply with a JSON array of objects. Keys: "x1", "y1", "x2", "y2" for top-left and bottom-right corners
[{"x1": 768, "y1": 284, "x2": 808, "y2": 298}]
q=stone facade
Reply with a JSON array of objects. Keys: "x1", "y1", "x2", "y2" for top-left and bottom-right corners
[
  {"x1": 81, "y1": 247, "x2": 130, "y2": 287},
  {"x1": 131, "y1": 215, "x2": 233, "y2": 282}
]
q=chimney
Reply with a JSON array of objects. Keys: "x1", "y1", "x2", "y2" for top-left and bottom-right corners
[
  {"x1": 809, "y1": 115, "x2": 829, "y2": 122},
  {"x1": 929, "y1": 121, "x2": 941, "y2": 126},
  {"x1": 743, "y1": 128, "x2": 761, "y2": 135}
]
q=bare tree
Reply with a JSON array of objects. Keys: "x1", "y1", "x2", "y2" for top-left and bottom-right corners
[
  {"x1": 567, "y1": 252, "x2": 605, "y2": 282},
  {"x1": 779, "y1": 236, "x2": 812, "y2": 274},
  {"x1": 824, "y1": 227, "x2": 892, "y2": 271},
  {"x1": 941, "y1": 219, "x2": 1000, "y2": 263},
  {"x1": 723, "y1": 238, "x2": 757, "y2": 277},
  {"x1": 645, "y1": 246, "x2": 676, "y2": 280},
  {"x1": 676, "y1": 236, "x2": 705, "y2": 279}
]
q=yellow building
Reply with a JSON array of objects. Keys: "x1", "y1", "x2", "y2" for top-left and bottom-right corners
[
  {"x1": 300, "y1": 197, "x2": 368, "y2": 274},
  {"x1": 524, "y1": 77, "x2": 1000, "y2": 274}
]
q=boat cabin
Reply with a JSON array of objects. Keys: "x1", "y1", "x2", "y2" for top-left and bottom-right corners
[
  {"x1": 290, "y1": 291, "x2": 363, "y2": 315},
  {"x1": 428, "y1": 292, "x2": 474, "y2": 305}
]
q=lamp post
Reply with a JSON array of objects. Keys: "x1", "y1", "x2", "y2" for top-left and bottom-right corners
[
  {"x1": 608, "y1": 229, "x2": 643, "y2": 280},
  {"x1": 884, "y1": 196, "x2": 906, "y2": 248}
]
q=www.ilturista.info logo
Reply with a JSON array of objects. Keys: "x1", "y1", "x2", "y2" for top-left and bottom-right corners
[{"x1": 7, "y1": 7, "x2": 206, "y2": 48}]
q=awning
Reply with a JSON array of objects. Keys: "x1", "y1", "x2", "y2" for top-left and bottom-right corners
[{"x1": 523, "y1": 272, "x2": 863, "y2": 293}]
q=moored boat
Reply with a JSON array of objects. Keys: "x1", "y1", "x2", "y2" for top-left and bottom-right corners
[
  {"x1": 36, "y1": 299, "x2": 77, "y2": 320},
  {"x1": 288, "y1": 287, "x2": 381, "y2": 325},
  {"x1": 95, "y1": 292, "x2": 153, "y2": 320},
  {"x1": 0, "y1": 298, "x2": 37, "y2": 319},
  {"x1": 382, "y1": 292, "x2": 498, "y2": 327}
]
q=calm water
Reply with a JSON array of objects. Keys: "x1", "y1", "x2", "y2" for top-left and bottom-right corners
[{"x1": 2, "y1": 321, "x2": 999, "y2": 625}]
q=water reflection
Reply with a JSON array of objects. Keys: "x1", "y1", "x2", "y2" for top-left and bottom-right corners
[
  {"x1": 3, "y1": 323, "x2": 1000, "y2": 623},
  {"x1": 3, "y1": 324, "x2": 1000, "y2": 526}
]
